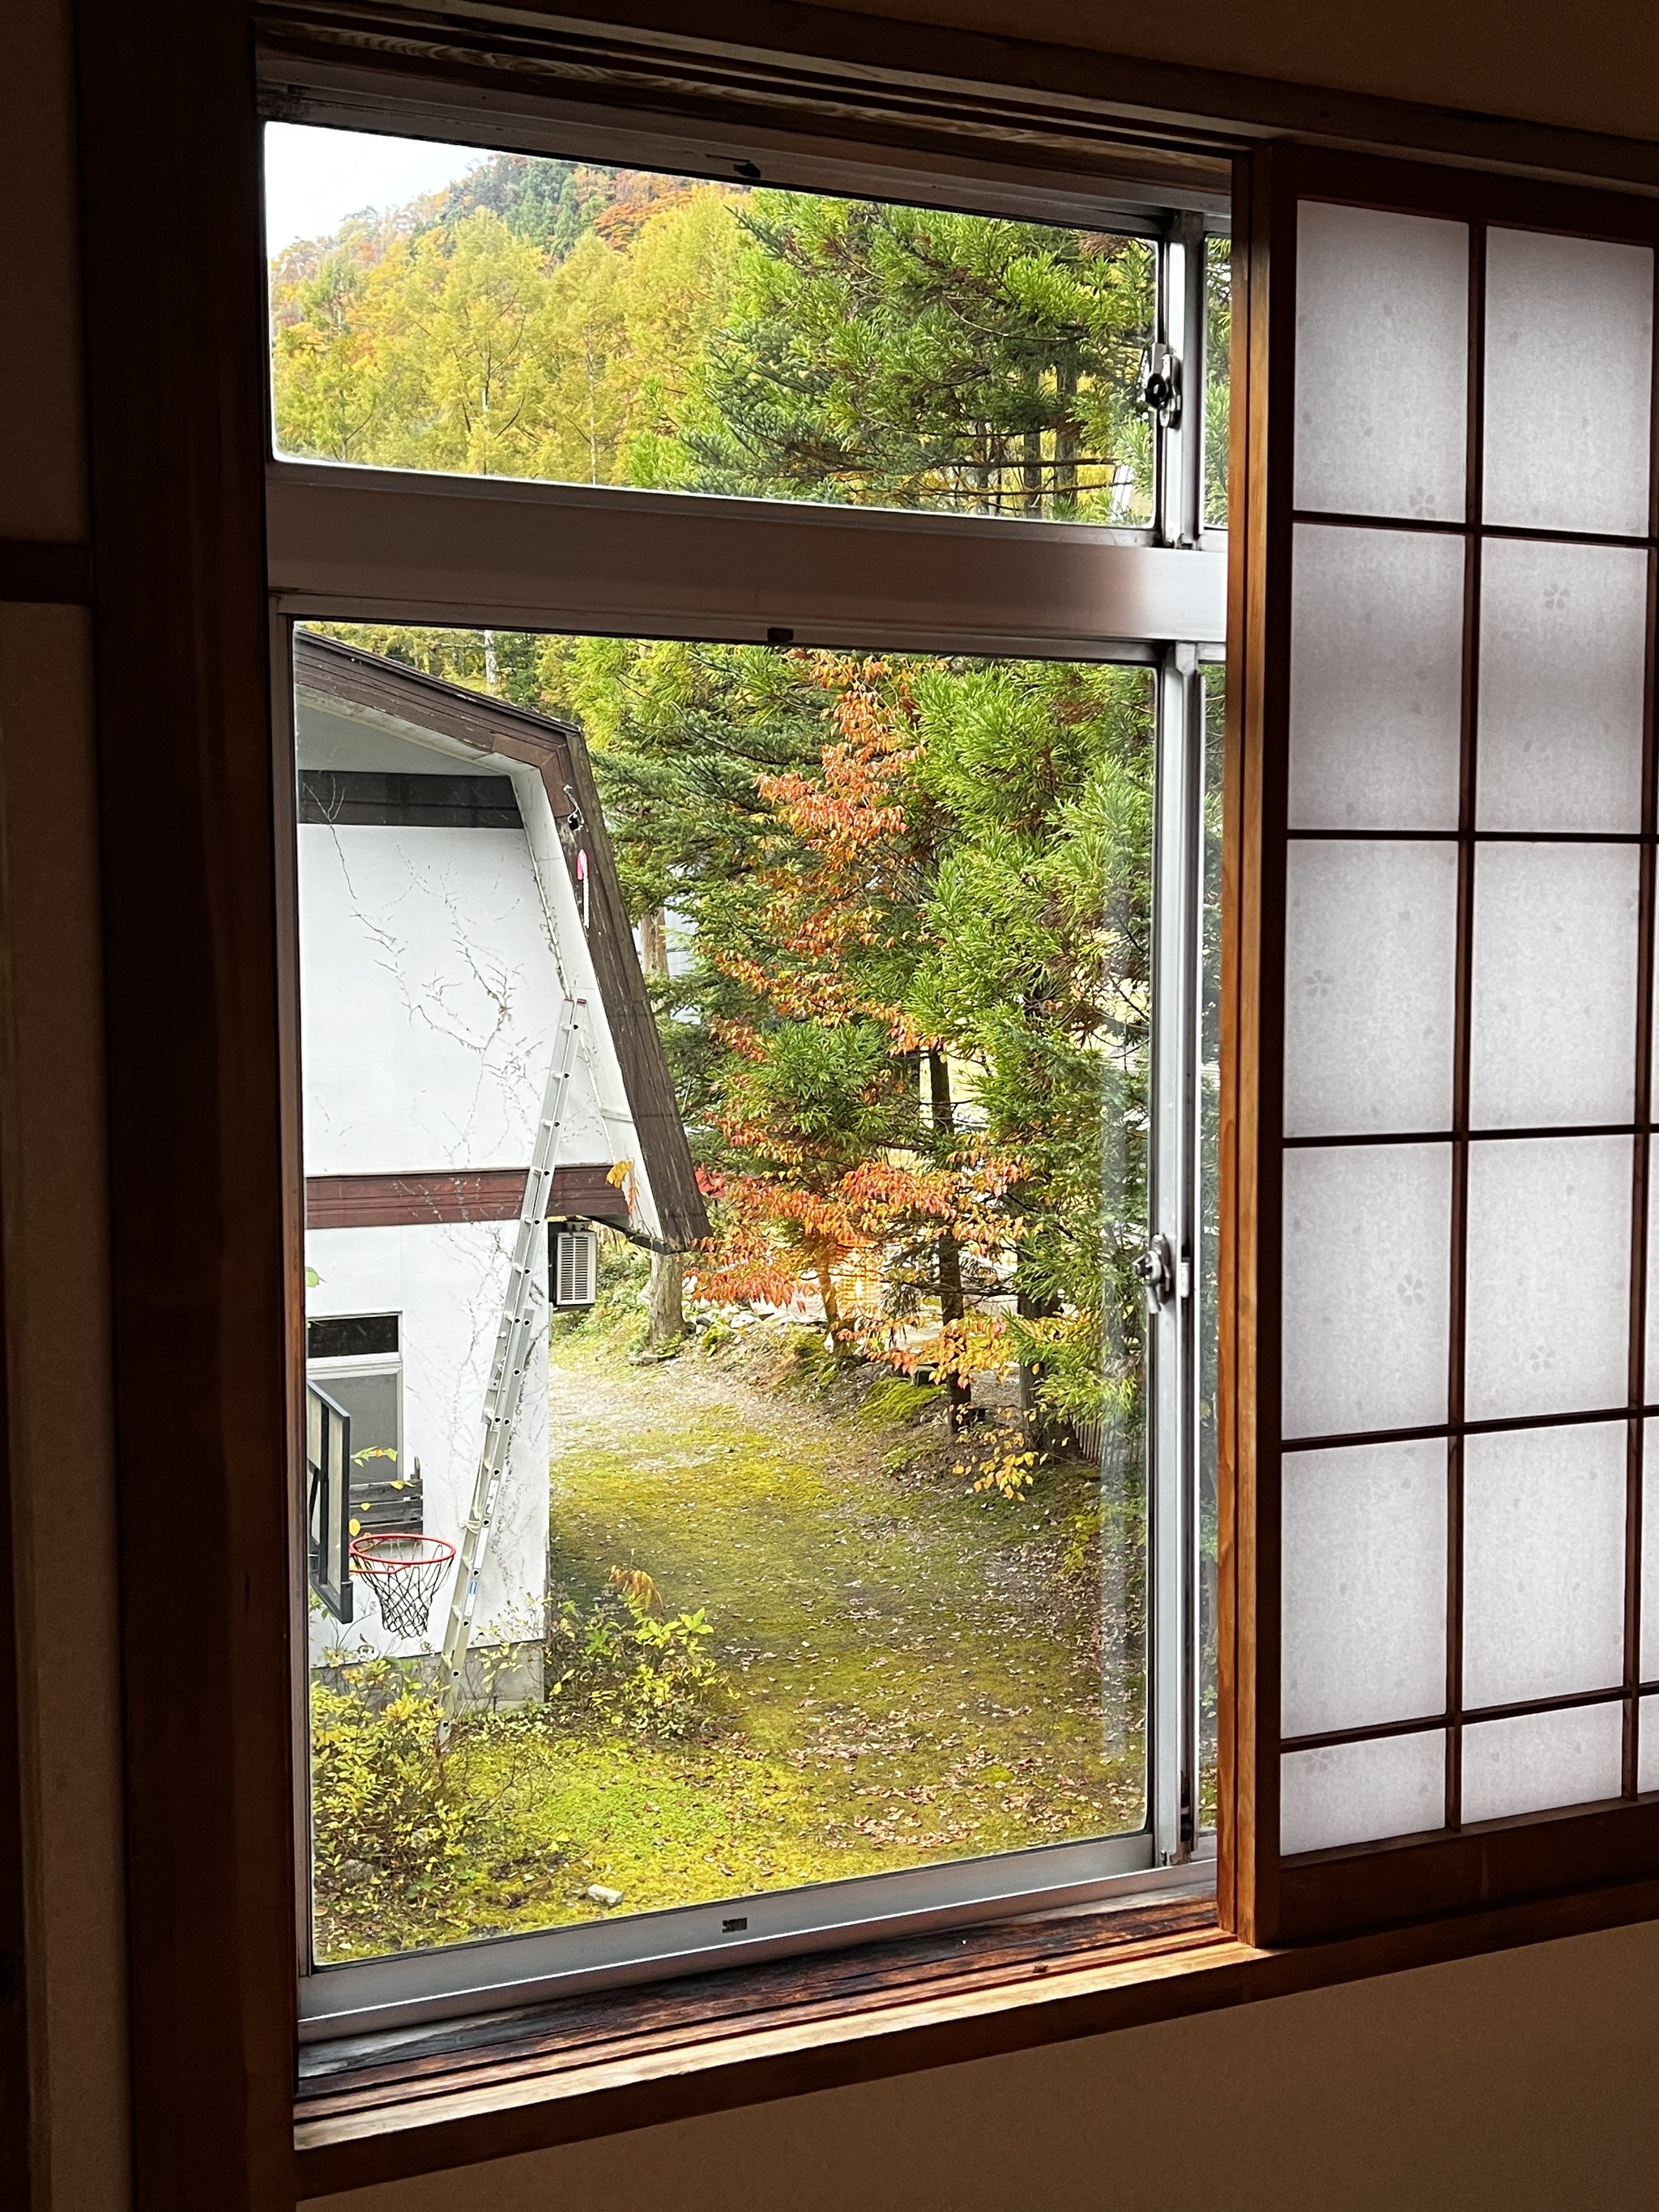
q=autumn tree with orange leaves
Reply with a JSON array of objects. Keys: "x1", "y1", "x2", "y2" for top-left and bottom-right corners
[{"x1": 688, "y1": 655, "x2": 1022, "y2": 1426}]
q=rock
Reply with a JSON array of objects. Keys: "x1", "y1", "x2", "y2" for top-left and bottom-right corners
[
  {"x1": 339, "y1": 1860, "x2": 371, "y2": 1885},
  {"x1": 586, "y1": 1884, "x2": 624, "y2": 1907}
]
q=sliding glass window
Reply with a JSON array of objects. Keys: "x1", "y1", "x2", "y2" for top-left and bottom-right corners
[{"x1": 266, "y1": 120, "x2": 1226, "y2": 2041}]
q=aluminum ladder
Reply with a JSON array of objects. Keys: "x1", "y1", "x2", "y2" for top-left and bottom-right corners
[{"x1": 438, "y1": 993, "x2": 585, "y2": 1702}]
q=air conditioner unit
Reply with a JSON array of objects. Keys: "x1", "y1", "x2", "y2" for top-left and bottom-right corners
[{"x1": 552, "y1": 1227, "x2": 598, "y2": 1309}]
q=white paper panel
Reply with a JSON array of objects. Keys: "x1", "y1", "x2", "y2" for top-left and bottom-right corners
[
  {"x1": 1484, "y1": 228, "x2": 1653, "y2": 536},
  {"x1": 1282, "y1": 1144, "x2": 1451, "y2": 1439},
  {"x1": 1462, "y1": 1421, "x2": 1626, "y2": 1709},
  {"x1": 1461, "y1": 1701, "x2": 1623, "y2": 1824},
  {"x1": 1281, "y1": 1732, "x2": 1445, "y2": 1856},
  {"x1": 1282, "y1": 1438, "x2": 1448, "y2": 1737},
  {"x1": 1285, "y1": 842, "x2": 1458, "y2": 1138},
  {"x1": 1468, "y1": 843, "x2": 1639, "y2": 1129},
  {"x1": 1288, "y1": 525, "x2": 1465, "y2": 831},
  {"x1": 1477, "y1": 538, "x2": 1648, "y2": 833},
  {"x1": 1640, "y1": 1694, "x2": 1659, "y2": 1794},
  {"x1": 1465, "y1": 1136, "x2": 1631, "y2": 1421},
  {"x1": 1294, "y1": 202, "x2": 1469, "y2": 522}
]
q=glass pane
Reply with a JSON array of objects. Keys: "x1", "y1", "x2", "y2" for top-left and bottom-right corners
[
  {"x1": 1294, "y1": 202, "x2": 1469, "y2": 522},
  {"x1": 1288, "y1": 523, "x2": 1465, "y2": 833},
  {"x1": 1483, "y1": 227, "x2": 1653, "y2": 537},
  {"x1": 1203, "y1": 233, "x2": 1230, "y2": 529},
  {"x1": 1283, "y1": 839, "x2": 1458, "y2": 1139},
  {"x1": 1281, "y1": 1731, "x2": 1444, "y2": 1855},
  {"x1": 299, "y1": 623, "x2": 1157, "y2": 1963},
  {"x1": 1196, "y1": 667, "x2": 1225, "y2": 1827},
  {"x1": 1468, "y1": 842, "x2": 1639, "y2": 1131},
  {"x1": 1462, "y1": 1421, "x2": 1626, "y2": 1709},
  {"x1": 1281, "y1": 1437, "x2": 1447, "y2": 1737},
  {"x1": 1476, "y1": 538, "x2": 1648, "y2": 834},
  {"x1": 305, "y1": 1365, "x2": 413, "y2": 1548},
  {"x1": 267, "y1": 123, "x2": 1156, "y2": 524},
  {"x1": 1461, "y1": 1702, "x2": 1623, "y2": 1824},
  {"x1": 1282, "y1": 1143, "x2": 1452, "y2": 1441},
  {"x1": 1464, "y1": 1136, "x2": 1631, "y2": 1423}
]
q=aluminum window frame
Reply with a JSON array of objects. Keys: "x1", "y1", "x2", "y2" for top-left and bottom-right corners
[{"x1": 268, "y1": 117, "x2": 1228, "y2": 2044}]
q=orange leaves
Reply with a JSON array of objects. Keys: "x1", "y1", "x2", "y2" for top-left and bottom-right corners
[
  {"x1": 694, "y1": 650, "x2": 1025, "y2": 1342},
  {"x1": 731, "y1": 654, "x2": 929, "y2": 1016},
  {"x1": 710, "y1": 958, "x2": 922, "y2": 1046}
]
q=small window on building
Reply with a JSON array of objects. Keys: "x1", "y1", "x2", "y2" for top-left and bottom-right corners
[
  {"x1": 307, "y1": 1313, "x2": 399, "y2": 1360},
  {"x1": 305, "y1": 1318, "x2": 417, "y2": 1548}
]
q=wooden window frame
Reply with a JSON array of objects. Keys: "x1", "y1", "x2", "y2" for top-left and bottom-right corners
[{"x1": 62, "y1": 2, "x2": 1659, "y2": 2206}]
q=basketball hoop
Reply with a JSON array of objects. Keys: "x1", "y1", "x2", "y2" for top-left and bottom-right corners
[{"x1": 348, "y1": 1532, "x2": 456, "y2": 1640}]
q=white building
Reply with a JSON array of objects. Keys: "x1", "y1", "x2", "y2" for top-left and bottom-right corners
[{"x1": 295, "y1": 633, "x2": 705, "y2": 1680}]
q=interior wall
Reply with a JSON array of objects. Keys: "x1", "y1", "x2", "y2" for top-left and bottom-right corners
[
  {"x1": 4, "y1": 2, "x2": 1659, "y2": 2210},
  {"x1": 759, "y1": 0, "x2": 1659, "y2": 147},
  {"x1": 1, "y1": 2, "x2": 130, "y2": 2210}
]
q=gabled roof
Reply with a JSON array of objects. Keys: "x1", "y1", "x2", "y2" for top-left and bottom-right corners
[{"x1": 293, "y1": 631, "x2": 708, "y2": 1252}]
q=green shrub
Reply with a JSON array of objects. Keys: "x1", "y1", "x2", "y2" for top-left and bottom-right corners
[
  {"x1": 545, "y1": 1567, "x2": 725, "y2": 1741},
  {"x1": 309, "y1": 1656, "x2": 468, "y2": 1954},
  {"x1": 549, "y1": 1231, "x2": 650, "y2": 1352}
]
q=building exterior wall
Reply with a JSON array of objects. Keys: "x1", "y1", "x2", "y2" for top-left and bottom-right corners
[
  {"x1": 298, "y1": 819, "x2": 612, "y2": 1178},
  {"x1": 297, "y1": 731, "x2": 628, "y2": 1668},
  {"x1": 306, "y1": 1221, "x2": 551, "y2": 1664}
]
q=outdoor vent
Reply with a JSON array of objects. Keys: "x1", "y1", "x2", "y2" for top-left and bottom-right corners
[{"x1": 552, "y1": 1228, "x2": 598, "y2": 1308}]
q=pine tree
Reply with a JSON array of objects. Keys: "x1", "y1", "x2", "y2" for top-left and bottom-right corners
[{"x1": 676, "y1": 192, "x2": 1156, "y2": 520}]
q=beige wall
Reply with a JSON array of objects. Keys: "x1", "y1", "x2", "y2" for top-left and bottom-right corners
[
  {"x1": 5, "y1": 2, "x2": 1659, "y2": 2209},
  {"x1": 2, "y1": 2, "x2": 130, "y2": 2211},
  {"x1": 781, "y1": 0, "x2": 1659, "y2": 147}
]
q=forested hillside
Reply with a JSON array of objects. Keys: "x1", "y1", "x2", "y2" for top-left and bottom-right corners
[{"x1": 271, "y1": 152, "x2": 1155, "y2": 518}]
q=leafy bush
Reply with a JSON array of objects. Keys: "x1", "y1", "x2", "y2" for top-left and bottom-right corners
[
  {"x1": 549, "y1": 1232, "x2": 651, "y2": 1353},
  {"x1": 545, "y1": 1566, "x2": 725, "y2": 1741},
  {"x1": 309, "y1": 1656, "x2": 468, "y2": 1953}
]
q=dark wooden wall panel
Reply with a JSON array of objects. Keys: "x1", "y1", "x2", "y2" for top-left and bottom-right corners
[
  {"x1": 73, "y1": 1, "x2": 298, "y2": 2205},
  {"x1": 305, "y1": 1166, "x2": 629, "y2": 1227},
  {"x1": 0, "y1": 1185, "x2": 28, "y2": 2212}
]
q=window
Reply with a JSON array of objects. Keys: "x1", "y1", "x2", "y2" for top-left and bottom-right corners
[
  {"x1": 71, "y1": 15, "x2": 1659, "y2": 2200},
  {"x1": 267, "y1": 121, "x2": 1226, "y2": 2038}
]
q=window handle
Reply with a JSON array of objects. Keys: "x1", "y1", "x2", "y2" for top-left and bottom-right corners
[
  {"x1": 1133, "y1": 1234, "x2": 1177, "y2": 1310},
  {"x1": 1140, "y1": 342, "x2": 1182, "y2": 428}
]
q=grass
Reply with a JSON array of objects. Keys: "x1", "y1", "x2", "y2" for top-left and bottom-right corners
[{"x1": 313, "y1": 1319, "x2": 1145, "y2": 1959}]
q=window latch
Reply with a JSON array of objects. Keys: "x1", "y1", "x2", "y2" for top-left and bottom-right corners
[
  {"x1": 1139, "y1": 342, "x2": 1182, "y2": 429},
  {"x1": 1132, "y1": 1234, "x2": 1177, "y2": 1311}
]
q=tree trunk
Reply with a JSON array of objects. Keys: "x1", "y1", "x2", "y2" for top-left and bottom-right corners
[
  {"x1": 1054, "y1": 356, "x2": 1079, "y2": 518},
  {"x1": 640, "y1": 917, "x2": 683, "y2": 1354},
  {"x1": 1021, "y1": 424, "x2": 1045, "y2": 515},
  {"x1": 1014, "y1": 1275, "x2": 1060, "y2": 1443},
  {"x1": 813, "y1": 1255, "x2": 843, "y2": 1345},
  {"x1": 646, "y1": 1248, "x2": 685, "y2": 1354},
  {"x1": 638, "y1": 906, "x2": 669, "y2": 981},
  {"x1": 927, "y1": 1049, "x2": 970, "y2": 1435}
]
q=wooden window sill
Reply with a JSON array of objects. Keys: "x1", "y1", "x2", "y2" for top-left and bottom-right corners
[{"x1": 292, "y1": 1874, "x2": 1659, "y2": 2195}]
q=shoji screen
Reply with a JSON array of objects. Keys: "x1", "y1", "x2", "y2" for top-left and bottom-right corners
[{"x1": 1228, "y1": 151, "x2": 1659, "y2": 1943}]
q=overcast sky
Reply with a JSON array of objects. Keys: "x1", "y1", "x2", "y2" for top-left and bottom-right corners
[{"x1": 263, "y1": 122, "x2": 488, "y2": 253}]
